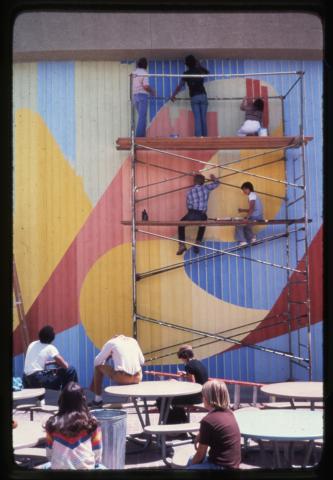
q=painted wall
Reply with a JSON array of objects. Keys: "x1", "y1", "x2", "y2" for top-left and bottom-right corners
[{"x1": 13, "y1": 58, "x2": 323, "y2": 384}]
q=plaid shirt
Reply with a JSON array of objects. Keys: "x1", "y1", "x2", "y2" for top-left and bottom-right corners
[{"x1": 186, "y1": 180, "x2": 219, "y2": 212}]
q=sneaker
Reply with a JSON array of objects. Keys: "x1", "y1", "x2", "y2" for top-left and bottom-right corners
[
  {"x1": 251, "y1": 236, "x2": 257, "y2": 243},
  {"x1": 176, "y1": 245, "x2": 187, "y2": 255},
  {"x1": 88, "y1": 400, "x2": 103, "y2": 408},
  {"x1": 239, "y1": 241, "x2": 247, "y2": 246}
]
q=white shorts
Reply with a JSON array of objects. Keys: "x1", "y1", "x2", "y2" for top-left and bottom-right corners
[{"x1": 237, "y1": 120, "x2": 261, "y2": 136}]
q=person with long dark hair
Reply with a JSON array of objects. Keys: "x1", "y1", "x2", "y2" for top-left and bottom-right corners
[
  {"x1": 44, "y1": 382, "x2": 104, "y2": 469},
  {"x1": 171, "y1": 55, "x2": 209, "y2": 137},
  {"x1": 237, "y1": 97, "x2": 264, "y2": 136},
  {"x1": 132, "y1": 57, "x2": 155, "y2": 137}
]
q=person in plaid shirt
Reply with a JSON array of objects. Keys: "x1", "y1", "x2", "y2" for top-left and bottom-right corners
[{"x1": 176, "y1": 173, "x2": 219, "y2": 255}]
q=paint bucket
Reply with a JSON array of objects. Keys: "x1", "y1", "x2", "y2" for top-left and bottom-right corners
[
  {"x1": 258, "y1": 128, "x2": 268, "y2": 136},
  {"x1": 91, "y1": 409, "x2": 127, "y2": 469}
]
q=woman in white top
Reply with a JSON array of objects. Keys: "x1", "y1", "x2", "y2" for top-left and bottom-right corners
[
  {"x1": 89, "y1": 335, "x2": 145, "y2": 407},
  {"x1": 132, "y1": 57, "x2": 155, "y2": 137}
]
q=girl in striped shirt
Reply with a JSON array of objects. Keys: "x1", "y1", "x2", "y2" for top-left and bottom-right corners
[{"x1": 44, "y1": 381, "x2": 104, "y2": 469}]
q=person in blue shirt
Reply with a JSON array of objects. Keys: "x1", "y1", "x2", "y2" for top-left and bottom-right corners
[
  {"x1": 177, "y1": 173, "x2": 219, "y2": 255},
  {"x1": 235, "y1": 181, "x2": 264, "y2": 245}
]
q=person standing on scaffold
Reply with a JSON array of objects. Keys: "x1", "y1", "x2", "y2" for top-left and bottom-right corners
[
  {"x1": 170, "y1": 55, "x2": 209, "y2": 137},
  {"x1": 177, "y1": 173, "x2": 219, "y2": 255},
  {"x1": 132, "y1": 57, "x2": 156, "y2": 137}
]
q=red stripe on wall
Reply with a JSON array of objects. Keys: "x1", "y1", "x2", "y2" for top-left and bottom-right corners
[{"x1": 261, "y1": 85, "x2": 269, "y2": 128}]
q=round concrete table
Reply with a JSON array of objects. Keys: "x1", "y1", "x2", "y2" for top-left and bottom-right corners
[
  {"x1": 260, "y1": 382, "x2": 323, "y2": 410},
  {"x1": 234, "y1": 408, "x2": 323, "y2": 468},
  {"x1": 13, "y1": 388, "x2": 45, "y2": 402},
  {"x1": 13, "y1": 421, "x2": 45, "y2": 450},
  {"x1": 106, "y1": 380, "x2": 202, "y2": 428}
]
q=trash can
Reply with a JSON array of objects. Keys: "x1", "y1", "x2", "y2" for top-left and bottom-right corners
[{"x1": 91, "y1": 409, "x2": 127, "y2": 469}]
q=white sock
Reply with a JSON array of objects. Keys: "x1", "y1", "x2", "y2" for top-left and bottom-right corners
[{"x1": 94, "y1": 395, "x2": 102, "y2": 402}]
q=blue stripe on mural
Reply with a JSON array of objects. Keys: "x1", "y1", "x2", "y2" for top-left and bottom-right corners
[
  {"x1": 37, "y1": 62, "x2": 76, "y2": 166},
  {"x1": 184, "y1": 240, "x2": 285, "y2": 309}
]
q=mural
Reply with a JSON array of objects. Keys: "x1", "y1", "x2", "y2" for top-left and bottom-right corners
[{"x1": 13, "y1": 59, "x2": 323, "y2": 384}]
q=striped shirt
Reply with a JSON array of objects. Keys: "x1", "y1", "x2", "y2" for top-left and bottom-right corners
[
  {"x1": 186, "y1": 180, "x2": 219, "y2": 212},
  {"x1": 46, "y1": 426, "x2": 102, "y2": 470}
]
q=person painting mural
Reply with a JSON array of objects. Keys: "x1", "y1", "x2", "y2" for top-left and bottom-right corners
[
  {"x1": 177, "y1": 173, "x2": 219, "y2": 255},
  {"x1": 132, "y1": 57, "x2": 156, "y2": 137},
  {"x1": 237, "y1": 97, "x2": 264, "y2": 136},
  {"x1": 235, "y1": 181, "x2": 264, "y2": 246},
  {"x1": 171, "y1": 55, "x2": 209, "y2": 137}
]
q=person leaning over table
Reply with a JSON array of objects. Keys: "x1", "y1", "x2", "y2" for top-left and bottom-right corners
[
  {"x1": 89, "y1": 334, "x2": 145, "y2": 408},
  {"x1": 186, "y1": 379, "x2": 241, "y2": 470}
]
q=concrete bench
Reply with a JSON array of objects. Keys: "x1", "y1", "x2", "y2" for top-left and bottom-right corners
[{"x1": 144, "y1": 423, "x2": 200, "y2": 467}]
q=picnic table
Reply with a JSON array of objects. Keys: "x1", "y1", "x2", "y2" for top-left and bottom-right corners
[
  {"x1": 13, "y1": 421, "x2": 45, "y2": 450},
  {"x1": 13, "y1": 388, "x2": 45, "y2": 402},
  {"x1": 260, "y1": 381, "x2": 323, "y2": 410},
  {"x1": 234, "y1": 408, "x2": 323, "y2": 468}
]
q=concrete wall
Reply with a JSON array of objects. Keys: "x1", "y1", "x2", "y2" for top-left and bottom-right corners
[{"x1": 13, "y1": 12, "x2": 323, "y2": 61}]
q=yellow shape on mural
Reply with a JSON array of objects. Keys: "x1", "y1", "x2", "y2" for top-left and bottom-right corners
[
  {"x1": 13, "y1": 109, "x2": 92, "y2": 322},
  {"x1": 80, "y1": 240, "x2": 267, "y2": 363}
]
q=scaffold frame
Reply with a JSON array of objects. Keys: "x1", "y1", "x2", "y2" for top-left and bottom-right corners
[{"x1": 125, "y1": 69, "x2": 312, "y2": 380}]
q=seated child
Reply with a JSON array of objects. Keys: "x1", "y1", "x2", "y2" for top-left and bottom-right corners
[
  {"x1": 44, "y1": 381, "x2": 105, "y2": 469},
  {"x1": 187, "y1": 379, "x2": 241, "y2": 470},
  {"x1": 156, "y1": 345, "x2": 208, "y2": 424},
  {"x1": 237, "y1": 97, "x2": 264, "y2": 136}
]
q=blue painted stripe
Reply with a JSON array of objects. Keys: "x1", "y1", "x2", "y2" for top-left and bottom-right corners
[{"x1": 37, "y1": 62, "x2": 76, "y2": 166}]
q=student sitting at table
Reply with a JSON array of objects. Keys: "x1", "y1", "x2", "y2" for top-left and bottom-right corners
[
  {"x1": 186, "y1": 379, "x2": 241, "y2": 470},
  {"x1": 156, "y1": 345, "x2": 208, "y2": 424},
  {"x1": 44, "y1": 381, "x2": 105, "y2": 470}
]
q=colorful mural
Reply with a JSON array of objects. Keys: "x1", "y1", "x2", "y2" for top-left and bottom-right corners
[{"x1": 13, "y1": 59, "x2": 323, "y2": 384}]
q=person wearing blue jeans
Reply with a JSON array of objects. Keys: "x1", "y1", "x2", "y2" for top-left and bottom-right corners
[
  {"x1": 171, "y1": 55, "x2": 209, "y2": 137},
  {"x1": 132, "y1": 58, "x2": 155, "y2": 137},
  {"x1": 235, "y1": 181, "x2": 264, "y2": 245},
  {"x1": 186, "y1": 380, "x2": 241, "y2": 470},
  {"x1": 22, "y1": 325, "x2": 78, "y2": 392}
]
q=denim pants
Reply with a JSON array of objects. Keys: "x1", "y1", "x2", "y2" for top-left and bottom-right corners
[
  {"x1": 178, "y1": 209, "x2": 207, "y2": 243},
  {"x1": 186, "y1": 456, "x2": 224, "y2": 470},
  {"x1": 190, "y1": 93, "x2": 208, "y2": 137},
  {"x1": 134, "y1": 93, "x2": 148, "y2": 137},
  {"x1": 23, "y1": 366, "x2": 78, "y2": 391},
  {"x1": 235, "y1": 215, "x2": 263, "y2": 242}
]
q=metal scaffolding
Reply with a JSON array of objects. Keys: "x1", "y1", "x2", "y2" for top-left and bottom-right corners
[{"x1": 125, "y1": 69, "x2": 312, "y2": 380}]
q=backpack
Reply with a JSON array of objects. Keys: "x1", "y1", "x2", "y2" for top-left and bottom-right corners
[
  {"x1": 12, "y1": 377, "x2": 23, "y2": 391},
  {"x1": 165, "y1": 406, "x2": 188, "y2": 424}
]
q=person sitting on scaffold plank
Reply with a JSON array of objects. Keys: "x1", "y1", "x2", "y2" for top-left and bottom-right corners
[
  {"x1": 176, "y1": 173, "x2": 219, "y2": 256},
  {"x1": 237, "y1": 97, "x2": 264, "y2": 136}
]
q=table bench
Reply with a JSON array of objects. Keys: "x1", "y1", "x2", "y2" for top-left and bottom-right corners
[{"x1": 144, "y1": 423, "x2": 200, "y2": 467}]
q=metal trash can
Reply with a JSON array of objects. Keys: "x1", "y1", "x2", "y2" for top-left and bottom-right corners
[{"x1": 91, "y1": 409, "x2": 127, "y2": 469}]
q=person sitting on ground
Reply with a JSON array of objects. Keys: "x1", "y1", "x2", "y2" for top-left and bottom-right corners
[
  {"x1": 235, "y1": 181, "x2": 264, "y2": 246},
  {"x1": 156, "y1": 344, "x2": 209, "y2": 425},
  {"x1": 44, "y1": 381, "x2": 105, "y2": 470},
  {"x1": 89, "y1": 334, "x2": 145, "y2": 407},
  {"x1": 177, "y1": 173, "x2": 219, "y2": 256},
  {"x1": 23, "y1": 325, "x2": 78, "y2": 392},
  {"x1": 186, "y1": 379, "x2": 241, "y2": 470},
  {"x1": 237, "y1": 97, "x2": 264, "y2": 136}
]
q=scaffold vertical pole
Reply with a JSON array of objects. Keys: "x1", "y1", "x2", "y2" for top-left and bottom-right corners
[
  {"x1": 130, "y1": 73, "x2": 138, "y2": 339},
  {"x1": 282, "y1": 94, "x2": 294, "y2": 381},
  {"x1": 299, "y1": 71, "x2": 312, "y2": 380}
]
